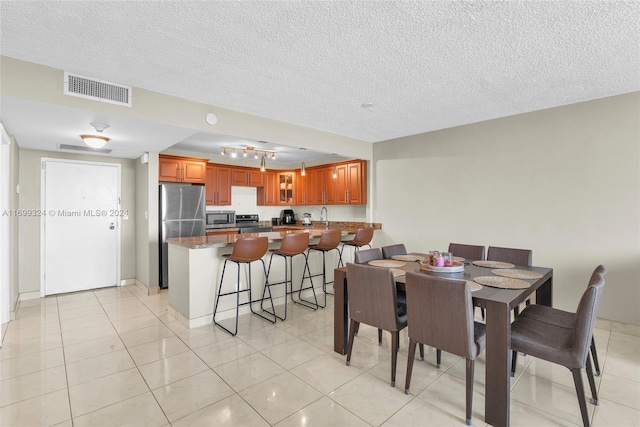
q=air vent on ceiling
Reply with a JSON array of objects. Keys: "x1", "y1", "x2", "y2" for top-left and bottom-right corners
[
  {"x1": 59, "y1": 144, "x2": 112, "y2": 154},
  {"x1": 63, "y1": 72, "x2": 132, "y2": 107}
]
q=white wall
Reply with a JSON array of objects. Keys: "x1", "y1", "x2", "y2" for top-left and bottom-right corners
[{"x1": 373, "y1": 93, "x2": 640, "y2": 325}]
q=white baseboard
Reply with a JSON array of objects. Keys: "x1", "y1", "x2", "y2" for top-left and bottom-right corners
[
  {"x1": 133, "y1": 280, "x2": 159, "y2": 296},
  {"x1": 18, "y1": 291, "x2": 41, "y2": 302},
  {"x1": 120, "y1": 278, "x2": 136, "y2": 286}
]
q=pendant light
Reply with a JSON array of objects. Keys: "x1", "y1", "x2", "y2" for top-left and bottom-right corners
[
  {"x1": 332, "y1": 164, "x2": 337, "y2": 179},
  {"x1": 301, "y1": 161, "x2": 306, "y2": 176},
  {"x1": 260, "y1": 153, "x2": 266, "y2": 172}
]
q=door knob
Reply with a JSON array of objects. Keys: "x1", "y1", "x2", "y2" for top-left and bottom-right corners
[{"x1": 109, "y1": 223, "x2": 115, "y2": 230}]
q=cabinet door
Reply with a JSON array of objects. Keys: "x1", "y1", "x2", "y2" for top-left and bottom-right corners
[
  {"x1": 257, "y1": 171, "x2": 276, "y2": 205},
  {"x1": 158, "y1": 157, "x2": 181, "y2": 182},
  {"x1": 248, "y1": 170, "x2": 264, "y2": 187},
  {"x1": 324, "y1": 166, "x2": 338, "y2": 204},
  {"x1": 278, "y1": 172, "x2": 294, "y2": 205},
  {"x1": 182, "y1": 160, "x2": 206, "y2": 184},
  {"x1": 215, "y1": 166, "x2": 232, "y2": 205},
  {"x1": 347, "y1": 162, "x2": 363, "y2": 204},
  {"x1": 335, "y1": 164, "x2": 348, "y2": 204},
  {"x1": 231, "y1": 168, "x2": 249, "y2": 186},
  {"x1": 307, "y1": 169, "x2": 321, "y2": 205},
  {"x1": 205, "y1": 165, "x2": 216, "y2": 204},
  {"x1": 294, "y1": 172, "x2": 305, "y2": 205}
]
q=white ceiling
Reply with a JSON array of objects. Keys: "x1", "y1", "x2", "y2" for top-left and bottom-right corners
[{"x1": 0, "y1": 1, "x2": 638, "y2": 160}]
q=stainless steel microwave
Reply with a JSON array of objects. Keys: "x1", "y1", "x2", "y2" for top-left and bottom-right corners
[{"x1": 205, "y1": 209, "x2": 236, "y2": 229}]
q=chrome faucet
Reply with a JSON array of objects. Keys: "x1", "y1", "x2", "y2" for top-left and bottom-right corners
[{"x1": 320, "y1": 206, "x2": 328, "y2": 228}]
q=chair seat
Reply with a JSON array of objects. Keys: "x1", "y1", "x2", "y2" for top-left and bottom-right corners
[
  {"x1": 511, "y1": 317, "x2": 579, "y2": 368},
  {"x1": 518, "y1": 304, "x2": 575, "y2": 328}
]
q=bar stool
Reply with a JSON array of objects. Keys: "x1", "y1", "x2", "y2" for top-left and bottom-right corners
[
  {"x1": 306, "y1": 229, "x2": 342, "y2": 308},
  {"x1": 338, "y1": 228, "x2": 374, "y2": 267},
  {"x1": 213, "y1": 236, "x2": 275, "y2": 336},
  {"x1": 262, "y1": 232, "x2": 317, "y2": 321}
]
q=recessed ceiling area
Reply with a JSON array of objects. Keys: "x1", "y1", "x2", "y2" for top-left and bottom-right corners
[{"x1": 0, "y1": 1, "x2": 638, "y2": 159}]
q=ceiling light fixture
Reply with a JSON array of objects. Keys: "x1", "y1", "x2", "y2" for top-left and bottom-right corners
[
  {"x1": 220, "y1": 145, "x2": 276, "y2": 162},
  {"x1": 260, "y1": 154, "x2": 266, "y2": 172},
  {"x1": 333, "y1": 164, "x2": 337, "y2": 179},
  {"x1": 81, "y1": 122, "x2": 110, "y2": 148},
  {"x1": 80, "y1": 135, "x2": 109, "y2": 149},
  {"x1": 301, "y1": 161, "x2": 306, "y2": 176}
]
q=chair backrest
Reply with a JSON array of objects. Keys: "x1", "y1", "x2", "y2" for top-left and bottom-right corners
[
  {"x1": 352, "y1": 228, "x2": 375, "y2": 246},
  {"x1": 405, "y1": 273, "x2": 480, "y2": 360},
  {"x1": 230, "y1": 237, "x2": 269, "y2": 262},
  {"x1": 448, "y1": 243, "x2": 485, "y2": 261},
  {"x1": 315, "y1": 229, "x2": 342, "y2": 250},
  {"x1": 354, "y1": 248, "x2": 383, "y2": 264},
  {"x1": 277, "y1": 232, "x2": 310, "y2": 256},
  {"x1": 346, "y1": 263, "x2": 403, "y2": 331},
  {"x1": 572, "y1": 270, "x2": 606, "y2": 367},
  {"x1": 487, "y1": 246, "x2": 532, "y2": 266},
  {"x1": 382, "y1": 244, "x2": 407, "y2": 259}
]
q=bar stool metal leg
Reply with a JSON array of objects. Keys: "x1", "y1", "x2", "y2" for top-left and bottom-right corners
[{"x1": 293, "y1": 251, "x2": 319, "y2": 310}]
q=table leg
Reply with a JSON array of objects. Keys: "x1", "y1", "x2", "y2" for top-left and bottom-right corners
[
  {"x1": 485, "y1": 299, "x2": 511, "y2": 427},
  {"x1": 536, "y1": 276, "x2": 553, "y2": 307},
  {"x1": 333, "y1": 269, "x2": 348, "y2": 355}
]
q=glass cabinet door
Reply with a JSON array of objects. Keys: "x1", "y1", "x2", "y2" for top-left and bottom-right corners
[{"x1": 278, "y1": 173, "x2": 294, "y2": 204}]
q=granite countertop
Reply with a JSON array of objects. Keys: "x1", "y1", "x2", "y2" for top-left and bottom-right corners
[{"x1": 168, "y1": 221, "x2": 382, "y2": 249}]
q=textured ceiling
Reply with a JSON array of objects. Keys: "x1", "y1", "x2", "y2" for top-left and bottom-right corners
[{"x1": 1, "y1": 0, "x2": 639, "y2": 149}]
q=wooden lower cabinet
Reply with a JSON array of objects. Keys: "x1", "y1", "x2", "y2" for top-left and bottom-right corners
[{"x1": 257, "y1": 171, "x2": 277, "y2": 206}]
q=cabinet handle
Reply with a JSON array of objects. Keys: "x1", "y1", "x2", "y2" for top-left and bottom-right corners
[
  {"x1": 181, "y1": 168, "x2": 185, "y2": 181},
  {"x1": 176, "y1": 166, "x2": 180, "y2": 180}
]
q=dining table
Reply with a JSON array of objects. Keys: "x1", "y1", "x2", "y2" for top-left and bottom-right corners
[{"x1": 333, "y1": 255, "x2": 553, "y2": 427}]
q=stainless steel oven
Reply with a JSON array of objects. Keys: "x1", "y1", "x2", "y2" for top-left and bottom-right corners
[{"x1": 205, "y1": 209, "x2": 236, "y2": 229}]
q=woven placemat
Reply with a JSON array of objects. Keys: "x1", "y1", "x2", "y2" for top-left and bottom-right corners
[
  {"x1": 391, "y1": 268, "x2": 406, "y2": 277},
  {"x1": 391, "y1": 254, "x2": 425, "y2": 262},
  {"x1": 474, "y1": 276, "x2": 531, "y2": 289},
  {"x1": 369, "y1": 260, "x2": 406, "y2": 268},
  {"x1": 472, "y1": 260, "x2": 515, "y2": 269},
  {"x1": 491, "y1": 269, "x2": 543, "y2": 280}
]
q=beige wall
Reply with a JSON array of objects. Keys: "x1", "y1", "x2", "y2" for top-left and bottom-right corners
[
  {"x1": 373, "y1": 93, "x2": 640, "y2": 325},
  {"x1": 17, "y1": 149, "x2": 137, "y2": 294},
  {"x1": 135, "y1": 152, "x2": 159, "y2": 289}
]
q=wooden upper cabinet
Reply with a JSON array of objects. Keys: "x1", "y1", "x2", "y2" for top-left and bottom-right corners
[
  {"x1": 257, "y1": 171, "x2": 277, "y2": 206},
  {"x1": 294, "y1": 171, "x2": 305, "y2": 205},
  {"x1": 231, "y1": 167, "x2": 264, "y2": 187},
  {"x1": 159, "y1": 155, "x2": 206, "y2": 184},
  {"x1": 335, "y1": 160, "x2": 366, "y2": 205},
  {"x1": 206, "y1": 164, "x2": 232, "y2": 205}
]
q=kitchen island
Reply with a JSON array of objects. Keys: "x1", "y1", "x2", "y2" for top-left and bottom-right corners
[{"x1": 166, "y1": 224, "x2": 379, "y2": 328}]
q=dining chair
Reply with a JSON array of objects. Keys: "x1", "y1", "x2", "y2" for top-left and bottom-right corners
[
  {"x1": 487, "y1": 246, "x2": 533, "y2": 316},
  {"x1": 449, "y1": 243, "x2": 486, "y2": 320},
  {"x1": 510, "y1": 267, "x2": 605, "y2": 427},
  {"x1": 353, "y1": 247, "x2": 385, "y2": 345},
  {"x1": 404, "y1": 273, "x2": 486, "y2": 426},
  {"x1": 448, "y1": 243, "x2": 485, "y2": 261},
  {"x1": 382, "y1": 243, "x2": 407, "y2": 259},
  {"x1": 213, "y1": 236, "x2": 275, "y2": 336},
  {"x1": 511, "y1": 265, "x2": 607, "y2": 377},
  {"x1": 353, "y1": 247, "x2": 383, "y2": 264},
  {"x1": 346, "y1": 262, "x2": 407, "y2": 387},
  {"x1": 338, "y1": 227, "x2": 374, "y2": 266}
]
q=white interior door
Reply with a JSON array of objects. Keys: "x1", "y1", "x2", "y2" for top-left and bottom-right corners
[{"x1": 42, "y1": 159, "x2": 120, "y2": 295}]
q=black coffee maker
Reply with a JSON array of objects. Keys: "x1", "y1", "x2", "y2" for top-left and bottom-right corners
[{"x1": 280, "y1": 209, "x2": 296, "y2": 225}]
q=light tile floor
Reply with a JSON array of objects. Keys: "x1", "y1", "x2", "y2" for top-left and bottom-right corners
[{"x1": 1, "y1": 285, "x2": 639, "y2": 426}]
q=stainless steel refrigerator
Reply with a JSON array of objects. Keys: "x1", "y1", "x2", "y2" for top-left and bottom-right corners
[{"x1": 159, "y1": 183, "x2": 205, "y2": 288}]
